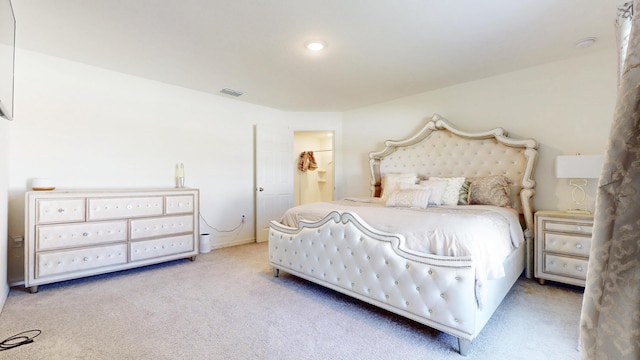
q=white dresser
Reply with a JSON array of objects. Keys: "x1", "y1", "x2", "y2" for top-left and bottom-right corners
[
  {"x1": 534, "y1": 210, "x2": 594, "y2": 287},
  {"x1": 24, "y1": 188, "x2": 199, "y2": 293}
]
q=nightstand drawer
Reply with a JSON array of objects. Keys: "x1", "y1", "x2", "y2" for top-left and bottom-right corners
[
  {"x1": 543, "y1": 221, "x2": 592, "y2": 235},
  {"x1": 543, "y1": 233, "x2": 591, "y2": 257},
  {"x1": 544, "y1": 254, "x2": 588, "y2": 281}
]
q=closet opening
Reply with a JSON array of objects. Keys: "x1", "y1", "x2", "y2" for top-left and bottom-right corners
[{"x1": 294, "y1": 131, "x2": 334, "y2": 206}]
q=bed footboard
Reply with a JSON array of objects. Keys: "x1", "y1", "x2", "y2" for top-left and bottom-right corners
[{"x1": 269, "y1": 211, "x2": 480, "y2": 355}]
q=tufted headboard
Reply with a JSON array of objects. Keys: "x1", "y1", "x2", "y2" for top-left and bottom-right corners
[{"x1": 369, "y1": 114, "x2": 539, "y2": 241}]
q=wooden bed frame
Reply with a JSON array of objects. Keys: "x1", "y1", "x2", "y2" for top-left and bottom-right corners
[{"x1": 268, "y1": 114, "x2": 538, "y2": 355}]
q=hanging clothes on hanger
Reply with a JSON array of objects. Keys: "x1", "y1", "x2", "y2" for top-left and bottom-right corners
[{"x1": 297, "y1": 151, "x2": 318, "y2": 172}]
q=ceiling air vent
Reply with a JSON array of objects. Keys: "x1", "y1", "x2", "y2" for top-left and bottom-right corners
[{"x1": 220, "y1": 88, "x2": 244, "y2": 97}]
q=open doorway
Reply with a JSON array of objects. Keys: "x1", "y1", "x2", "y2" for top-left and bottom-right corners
[{"x1": 294, "y1": 131, "x2": 334, "y2": 206}]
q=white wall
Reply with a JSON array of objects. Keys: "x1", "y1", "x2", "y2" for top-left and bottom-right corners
[
  {"x1": 0, "y1": 119, "x2": 9, "y2": 308},
  {"x1": 6, "y1": 49, "x2": 341, "y2": 284},
  {"x1": 342, "y1": 49, "x2": 618, "y2": 212}
]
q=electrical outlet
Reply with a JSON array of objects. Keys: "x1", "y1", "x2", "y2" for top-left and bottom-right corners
[
  {"x1": 241, "y1": 215, "x2": 245, "y2": 223},
  {"x1": 10, "y1": 235, "x2": 23, "y2": 248}
]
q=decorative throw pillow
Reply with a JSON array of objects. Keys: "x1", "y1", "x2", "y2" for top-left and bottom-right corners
[
  {"x1": 429, "y1": 177, "x2": 466, "y2": 206},
  {"x1": 469, "y1": 175, "x2": 513, "y2": 207},
  {"x1": 405, "y1": 179, "x2": 449, "y2": 206},
  {"x1": 381, "y1": 173, "x2": 418, "y2": 201},
  {"x1": 385, "y1": 189, "x2": 431, "y2": 209},
  {"x1": 458, "y1": 180, "x2": 472, "y2": 205}
]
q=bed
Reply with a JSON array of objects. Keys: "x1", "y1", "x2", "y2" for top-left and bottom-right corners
[{"x1": 268, "y1": 114, "x2": 538, "y2": 355}]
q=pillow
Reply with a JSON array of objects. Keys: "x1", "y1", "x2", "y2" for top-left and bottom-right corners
[
  {"x1": 381, "y1": 173, "x2": 418, "y2": 201},
  {"x1": 405, "y1": 179, "x2": 449, "y2": 206},
  {"x1": 429, "y1": 177, "x2": 465, "y2": 206},
  {"x1": 385, "y1": 189, "x2": 431, "y2": 209},
  {"x1": 469, "y1": 175, "x2": 513, "y2": 207},
  {"x1": 458, "y1": 180, "x2": 472, "y2": 205}
]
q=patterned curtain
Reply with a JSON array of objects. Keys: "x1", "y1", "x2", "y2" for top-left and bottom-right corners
[{"x1": 579, "y1": 1, "x2": 640, "y2": 359}]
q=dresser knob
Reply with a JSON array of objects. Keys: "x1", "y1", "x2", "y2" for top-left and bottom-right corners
[
  {"x1": 576, "y1": 243, "x2": 583, "y2": 249},
  {"x1": 58, "y1": 208, "x2": 65, "y2": 213},
  {"x1": 83, "y1": 257, "x2": 89, "y2": 262},
  {"x1": 82, "y1": 232, "x2": 89, "y2": 237},
  {"x1": 576, "y1": 226, "x2": 583, "y2": 231},
  {"x1": 576, "y1": 266, "x2": 583, "y2": 272}
]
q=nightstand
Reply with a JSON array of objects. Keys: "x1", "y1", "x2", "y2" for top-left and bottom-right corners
[{"x1": 534, "y1": 210, "x2": 594, "y2": 287}]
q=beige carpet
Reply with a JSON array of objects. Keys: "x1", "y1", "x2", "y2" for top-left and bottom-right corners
[{"x1": 0, "y1": 242, "x2": 583, "y2": 359}]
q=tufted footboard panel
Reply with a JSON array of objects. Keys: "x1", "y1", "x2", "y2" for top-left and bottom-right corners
[{"x1": 268, "y1": 211, "x2": 480, "y2": 340}]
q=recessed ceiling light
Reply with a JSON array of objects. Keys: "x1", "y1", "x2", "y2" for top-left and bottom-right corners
[
  {"x1": 575, "y1": 37, "x2": 596, "y2": 49},
  {"x1": 306, "y1": 41, "x2": 327, "y2": 51}
]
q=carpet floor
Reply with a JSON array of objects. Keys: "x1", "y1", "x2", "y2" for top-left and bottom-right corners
[{"x1": 0, "y1": 242, "x2": 584, "y2": 359}]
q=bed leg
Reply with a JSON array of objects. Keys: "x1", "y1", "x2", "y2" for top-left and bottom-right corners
[
  {"x1": 458, "y1": 338, "x2": 471, "y2": 356},
  {"x1": 273, "y1": 267, "x2": 279, "y2": 277}
]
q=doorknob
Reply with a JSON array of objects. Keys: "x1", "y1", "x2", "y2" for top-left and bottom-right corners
[{"x1": 258, "y1": 187, "x2": 264, "y2": 192}]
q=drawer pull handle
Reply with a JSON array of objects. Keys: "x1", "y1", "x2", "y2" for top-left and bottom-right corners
[
  {"x1": 576, "y1": 243, "x2": 583, "y2": 249},
  {"x1": 82, "y1": 232, "x2": 89, "y2": 237},
  {"x1": 58, "y1": 208, "x2": 65, "y2": 213},
  {"x1": 576, "y1": 266, "x2": 583, "y2": 272},
  {"x1": 576, "y1": 226, "x2": 583, "y2": 231},
  {"x1": 83, "y1": 257, "x2": 89, "y2": 262}
]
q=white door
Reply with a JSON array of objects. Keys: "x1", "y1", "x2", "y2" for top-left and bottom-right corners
[{"x1": 255, "y1": 124, "x2": 294, "y2": 243}]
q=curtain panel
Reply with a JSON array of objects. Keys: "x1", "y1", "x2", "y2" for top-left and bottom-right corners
[{"x1": 579, "y1": 1, "x2": 640, "y2": 360}]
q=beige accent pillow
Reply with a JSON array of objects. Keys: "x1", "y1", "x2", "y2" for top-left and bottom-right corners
[
  {"x1": 381, "y1": 173, "x2": 418, "y2": 201},
  {"x1": 469, "y1": 175, "x2": 513, "y2": 207},
  {"x1": 385, "y1": 189, "x2": 431, "y2": 209},
  {"x1": 429, "y1": 177, "x2": 466, "y2": 206}
]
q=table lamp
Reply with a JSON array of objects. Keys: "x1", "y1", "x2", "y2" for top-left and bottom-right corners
[{"x1": 555, "y1": 154, "x2": 604, "y2": 214}]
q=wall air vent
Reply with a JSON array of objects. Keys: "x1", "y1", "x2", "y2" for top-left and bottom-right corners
[{"x1": 220, "y1": 88, "x2": 245, "y2": 97}]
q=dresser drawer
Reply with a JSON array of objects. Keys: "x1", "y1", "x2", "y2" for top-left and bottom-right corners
[
  {"x1": 88, "y1": 196, "x2": 163, "y2": 220},
  {"x1": 543, "y1": 233, "x2": 591, "y2": 257},
  {"x1": 36, "y1": 243, "x2": 128, "y2": 278},
  {"x1": 543, "y1": 254, "x2": 588, "y2": 281},
  {"x1": 36, "y1": 221, "x2": 128, "y2": 251},
  {"x1": 130, "y1": 234, "x2": 194, "y2": 261},
  {"x1": 543, "y1": 220, "x2": 592, "y2": 235},
  {"x1": 130, "y1": 215, "x2": 194, "y2": 240},
  {"x1": 165, "y1": 195, "x2": 195, "y2": 214},
  {"x1": 36, "y1": 198, "x2": 85, "y2": 224}
]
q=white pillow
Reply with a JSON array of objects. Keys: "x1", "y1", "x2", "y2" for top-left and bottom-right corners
[
  {"x1": 404, "y1": 179, "x2": 448, "y2": 206},
  {"x1": 385, "y1": 189, "x2": 431, "y2": 209},
  {"x1": 428, "y1": 177, "x2": 466, "y2": 206},
  {"x1": 381, "y1": 173, "x2": 418, "y2": 201}
]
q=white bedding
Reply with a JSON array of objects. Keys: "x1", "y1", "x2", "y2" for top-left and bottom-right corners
[{"x1": 280, "y1": 198, "x2": 525, "y2": 285}]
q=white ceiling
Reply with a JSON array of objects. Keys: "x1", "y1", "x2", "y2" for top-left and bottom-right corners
[{"x1": 11, "y1": 0, "x2": 622, "y2": 112}]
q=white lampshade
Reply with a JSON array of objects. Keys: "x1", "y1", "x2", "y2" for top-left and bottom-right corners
[{"x1": 555, "y1": 155, "x2": 604, "y2": 179}]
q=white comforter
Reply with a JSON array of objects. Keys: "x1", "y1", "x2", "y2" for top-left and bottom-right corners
[{"x1": 279, "y1": 198, "x2": 525, "y2": 284}]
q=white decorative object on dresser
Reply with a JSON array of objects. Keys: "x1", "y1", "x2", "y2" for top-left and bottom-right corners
[
  {"x1": 25, "y1": 188, "x2": 199, "y2": 293},
  {"x1": 534, "y1": 210, "x2": 594, "y2": 287}
]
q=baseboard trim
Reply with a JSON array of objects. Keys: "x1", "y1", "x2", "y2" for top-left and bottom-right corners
[
  {"x1": 0, "y1": 283, "x2": 9, "y2": 312},
  {"x1": 211, "y1": 237, "x2": 256, "y2": 250}
]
